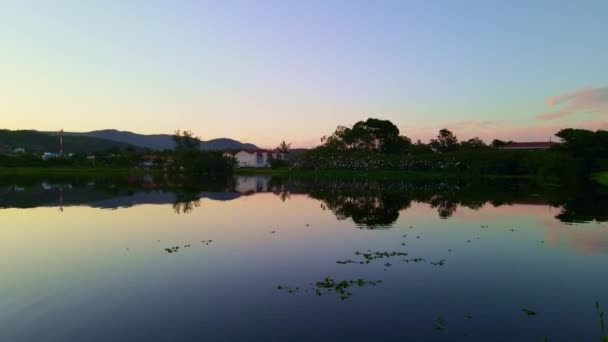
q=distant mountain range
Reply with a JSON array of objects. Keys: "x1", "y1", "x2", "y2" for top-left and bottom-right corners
[
  {"x1": 0, "y1": 129, "x2": 259, "y2": 153},
  {"x1": 0, "y1": 130, "x2": 134, "y2": 154},
  {"x1": 64, "y1": 130, "x2": 259, "y2": 151}
]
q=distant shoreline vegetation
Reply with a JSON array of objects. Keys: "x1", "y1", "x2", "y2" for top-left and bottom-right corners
[
  {"x1": 1, "y1": 119, "x2": 607, "y2": 185},
  {"x1": 286, "y1": 118, "x2": 608, "y2": 185}
]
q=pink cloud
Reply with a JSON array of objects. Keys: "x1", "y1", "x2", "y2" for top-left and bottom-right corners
[{"x1": 538, "y1": 86, "x2": 608, "y2": 120}]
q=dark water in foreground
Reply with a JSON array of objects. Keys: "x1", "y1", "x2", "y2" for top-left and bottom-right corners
[{"x1": 1, "y1": 175, "x2": 607, "y2": 341}]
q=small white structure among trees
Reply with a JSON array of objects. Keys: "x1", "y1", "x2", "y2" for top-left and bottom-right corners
[{"x1": 223, "y1": 149, "x2": 286, "y2": 168}]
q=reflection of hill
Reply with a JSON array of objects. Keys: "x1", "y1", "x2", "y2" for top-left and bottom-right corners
[
  {"x1": 0, "y1": 185, "x2": 115, "y2": 209},
  {"x1": 1, "y1": 175, "x2": 606, "y2": 226},
  {"x1": 0, "y1": 187, "x2": 244, "y2": 210},
  {"x1": 89, "y1": 192, "x2": 242, "y2": 209}
]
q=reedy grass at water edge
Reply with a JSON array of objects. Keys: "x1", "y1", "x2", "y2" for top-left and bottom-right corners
[
  {"x1": 593, "y1": 172, "x2": 608, "y2": 187},
  {"x1": 0, "y1": 167, "x2": 137, "y2": 177}
]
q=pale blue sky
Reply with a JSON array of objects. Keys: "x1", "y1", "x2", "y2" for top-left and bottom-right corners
[{"x1": 1, "y1": 0, "x2": 607, "y2": 146}]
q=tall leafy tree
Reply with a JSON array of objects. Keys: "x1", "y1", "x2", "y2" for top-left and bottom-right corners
[
  {"x1": 555, "y1": 128, "x2": 608, "y2": 172},
  {"x1": 321, "y1": 118, "x2": 411, "y2": 154},
  {"x1": 430, "y1": 129, "x2": 459, "y2": 152}
]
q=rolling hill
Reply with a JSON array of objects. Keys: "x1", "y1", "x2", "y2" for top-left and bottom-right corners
[
  {"x1": 0, "y1": 130, "x2": 135, "y2": 154},
  {"x1": 66, "y1": 129, "x2": 259, "y2": 151},
  {"x1": 0, "y1": 129, "x2": 260, "y2": 154}
]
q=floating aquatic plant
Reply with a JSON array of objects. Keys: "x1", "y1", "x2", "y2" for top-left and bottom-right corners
[
  {"x1": 165, "y1": 246, "x2": 180, "y2": 253},
  {"x1": 430, "y1": 259, "x2": 446, "y2": 266},
  {"x1": 278, "y1": 277, "x2": 382, "y2": 300},
  {"x1": 277, "y1": 285, "x2": 301, "y2": 294},
  {"x1": 435, "y1": 316, "x2": 446, "y2": 332},
  {"x1": 403, "y1": 257, "x2": 426, "y2": 263}
]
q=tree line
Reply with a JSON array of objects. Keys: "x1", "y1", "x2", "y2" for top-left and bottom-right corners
[{"x1": 295, "y1": 118, "x2": 608, "y2": 181}]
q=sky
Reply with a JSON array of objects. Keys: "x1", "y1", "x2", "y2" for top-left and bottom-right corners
[{"x1": 1, "y1": 0, "x2": 607, "y2": 148}]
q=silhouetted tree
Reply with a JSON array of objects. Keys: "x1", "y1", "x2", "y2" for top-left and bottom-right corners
[
  {"x1": 430, "y1": 129, "x2": 459, "y2": 153},
  {"x1": 277, "y1": 141, "x2": 291, "y2": 154},
  {"x1": 172, "y1": 130, "x2": 200, "y2": 151},
  {"x1": 460, "y1": 137, "x2": 487, "y2": 150},
  {"x1": 321, "y1": 118, "x2": 411, "y2": 154},
  {"x1": 491, "y1": 139, "x2": 509, "y2": 148}
]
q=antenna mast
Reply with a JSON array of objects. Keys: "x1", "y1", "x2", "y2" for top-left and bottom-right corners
[{"x1": 60, "y1": 129, "x2": 64, "y2": 155}]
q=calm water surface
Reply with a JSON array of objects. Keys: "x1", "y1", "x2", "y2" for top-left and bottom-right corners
[{"x1": 1, "y1": 176, "x2": 607, "y2": 341}]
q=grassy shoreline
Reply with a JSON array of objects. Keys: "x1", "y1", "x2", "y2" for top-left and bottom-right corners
[
  {"x1": 593, "y1": 171, "x2": 608, "y2": 186},
  {"x1": 0, "y1": 167, "x2": 151, "y2": 177},
  {"x1": 233, "y1": 167, "x2": 539, "y2": 181},
  {"x1": 0, "y1": 166, "x2": 572, "y2": 184}
]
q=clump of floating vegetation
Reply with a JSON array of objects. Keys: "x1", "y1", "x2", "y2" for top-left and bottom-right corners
[
  {"x1": 356, "y1": 250, "x2": 408, "y2": 261},
  {"x1": 276, "y1": 285, "x2": 300, "y2": 294},
  {"x1": 165, "y1": 246, "x2": 180, "y2": 254},
  {"x1": 278, "y1": 277, "x2": 382, "y2": 300},
  {"x1": 403, "y1": 257, "x2": 426, "y2": 263},
  {"x1": 430, "y1": 259, "x2": 446, "y2": 266},
  {"x1": 435, "y1": 316, "x2": 446, "y2": 332},
  {"x1": 336, "y1": 250, "x2": 409, "y2": 265},
  {"x1": 165, "y1": 240, "x2": 212, "y2": 253},
  {"x1": 522, "y1": 309, "x2": 537, "y2": 316}
]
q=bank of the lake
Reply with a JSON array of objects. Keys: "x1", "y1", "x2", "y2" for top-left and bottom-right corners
[
  {"x1": 233, "y1": 167, "x2": 542, "y2": 182},
  {"x1": 593, "y1": 171, "x2": 608, "y2": 186},
  {"x1": 0, "y1": 167, "x2": 147, "y2": 177}
]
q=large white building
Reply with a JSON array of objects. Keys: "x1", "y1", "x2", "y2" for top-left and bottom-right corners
[{"x1": 223, "y1": 149, "x2": 286, "y2": 168}]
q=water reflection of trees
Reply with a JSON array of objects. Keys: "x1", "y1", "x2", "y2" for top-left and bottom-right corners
[
  {"x1": 552, "y1": 183, "x2": 608, "y2": 223},
  {"x1": 429, "y1": 196, "x2": 458, "y2": 219},
  {"x1": 173, "y1": 191, "x2": 201, "y2": 214},
  {"x1": 273, "y1": 178, "x2": 608, "y2": 227},
  {"x1": 2, "y1": 175, "x2": 608, "y2": 225},
  {"x1": 319, "y1": 194, "x2": 412, "y2": 228}
]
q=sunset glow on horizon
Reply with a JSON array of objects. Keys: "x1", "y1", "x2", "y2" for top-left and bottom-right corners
[{"x1": 1, "y1": 1, "x2": 607, "y2": 148}]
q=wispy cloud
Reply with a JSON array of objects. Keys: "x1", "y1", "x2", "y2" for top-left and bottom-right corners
[
  {"x1": 538, "y1": 86, "x2": 608, "y2": 120},
  {"x1": 446, "y1": 120, "x2": 504, "y2": 131}
]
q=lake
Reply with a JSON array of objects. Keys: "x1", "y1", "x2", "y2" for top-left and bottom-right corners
[{"x1": 1, "y1": 175, "x2": 607, "y2": 341}]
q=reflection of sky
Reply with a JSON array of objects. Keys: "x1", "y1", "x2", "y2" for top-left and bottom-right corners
[{"x1": 1, "y1": 194, "x2": 607, "y2": 340}]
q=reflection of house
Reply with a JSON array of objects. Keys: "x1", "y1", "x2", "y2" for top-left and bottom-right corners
[
  {"x1": 500, "y1": 142, "x2": 557, "y2": 150},
  {"x1": 234, "y1": 176, "x2": 271, "y2": 194},
  {"x1": 223, "y1": 149, "x2": 286, "y2": 168}
]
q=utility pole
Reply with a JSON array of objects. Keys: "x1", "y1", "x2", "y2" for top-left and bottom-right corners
[{"x1": 59, "y1": 129, "x2": 64, "y2": 155}]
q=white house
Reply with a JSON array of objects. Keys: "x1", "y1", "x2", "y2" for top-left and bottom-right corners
[
  {"x1": 42, "y1": 152, "x2": 57, "y2": 161},
  {"x1": 234, "y1": 176, "x2": 271, "y2": 193},
  {"x1": 223, "y1": 149, "x2": 286, "y2": 168}
]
